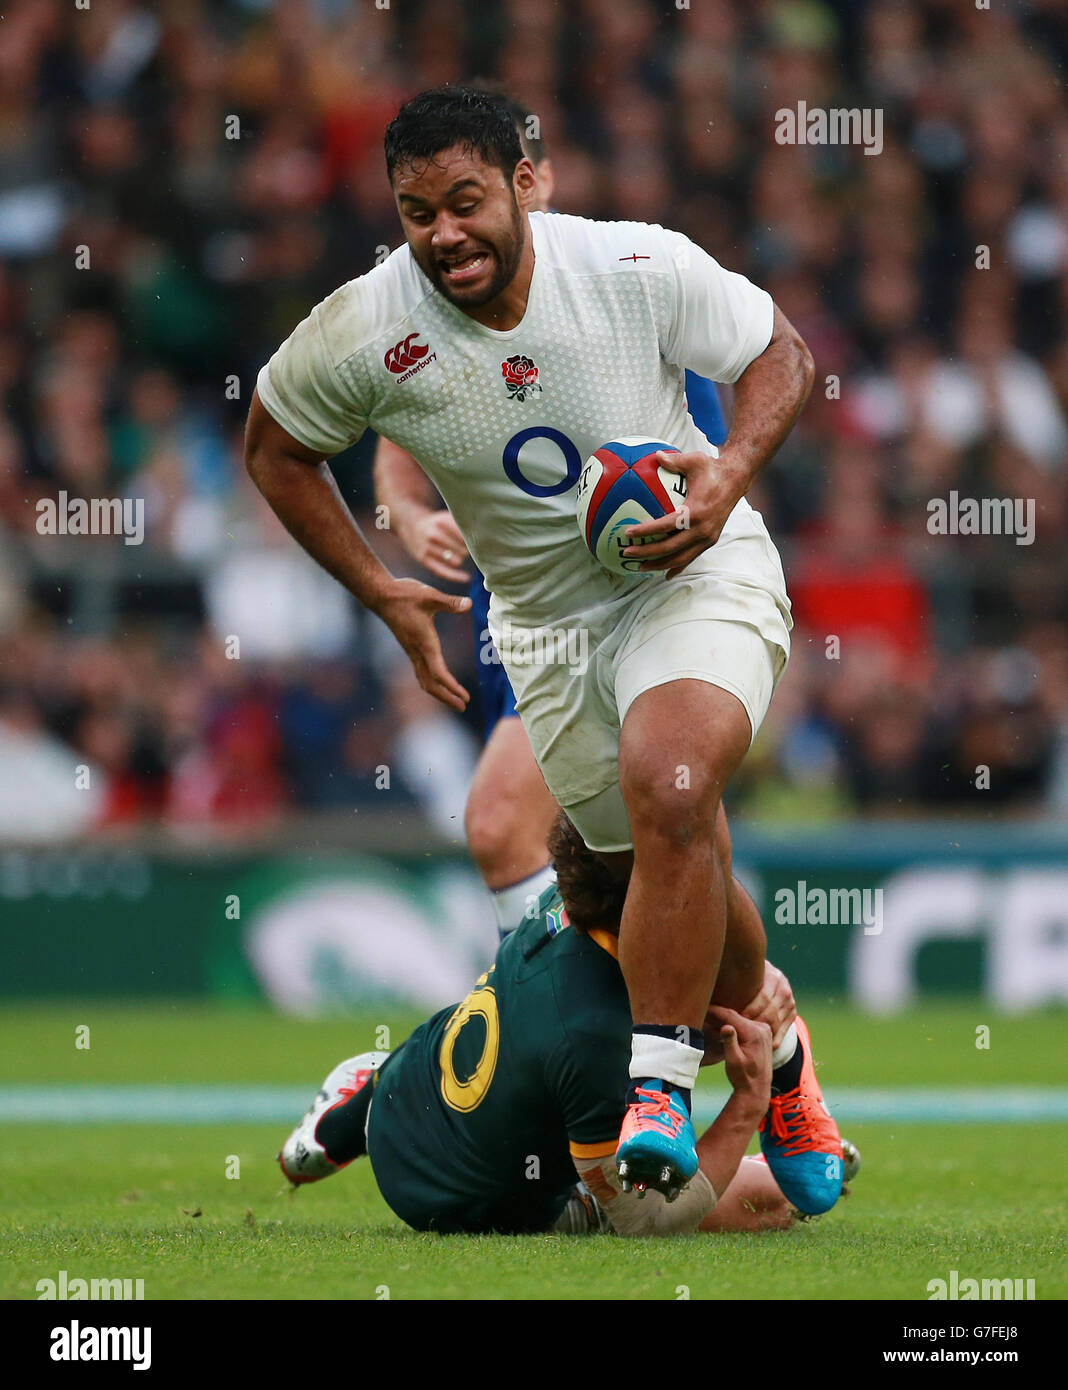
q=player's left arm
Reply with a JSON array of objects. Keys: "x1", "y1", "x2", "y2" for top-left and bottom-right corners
[
  {"x1": 697, "y1": 1155, "x2": 796, "y2": 1232},
  {"x1": 626, "y1": 303, "x2": 814, "y2": 578}
]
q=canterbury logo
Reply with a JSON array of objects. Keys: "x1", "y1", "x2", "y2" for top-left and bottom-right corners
[{"x1": 384, "y1": 333, "x2": 430, "y2": 374}]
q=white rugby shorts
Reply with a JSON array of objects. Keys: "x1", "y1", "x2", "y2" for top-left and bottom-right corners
[{"x1": 490, "y1": 531, "x2": 792, "y2": 852}]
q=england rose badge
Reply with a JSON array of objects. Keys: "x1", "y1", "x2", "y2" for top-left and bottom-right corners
[{"x1": 501, "y1": 354, "x2": 542, "y2": 402}]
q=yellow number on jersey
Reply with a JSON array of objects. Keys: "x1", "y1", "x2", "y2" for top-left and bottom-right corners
[{"x1": 439, "y1": 969, "x2": 500, "y2": 1113}]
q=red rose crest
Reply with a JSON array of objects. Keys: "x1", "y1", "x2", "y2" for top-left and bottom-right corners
[{"x1": 501, "y1": 354, "x2": 542, "y2": 402}]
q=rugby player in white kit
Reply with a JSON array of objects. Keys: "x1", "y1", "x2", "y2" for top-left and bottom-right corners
[{"x1": 246, "y1": 87, "x2": 842, "y2": 1208}]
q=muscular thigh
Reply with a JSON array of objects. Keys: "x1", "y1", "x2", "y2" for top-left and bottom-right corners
[
  {"x1": 620, "y1": 677, "x2": 753, "y2": 813},
  {"x1": 499, "y1": 574, "x2": 788, "y2": 854},
  {"x1": 562, "y1": 675, "x2": 753, "y2": 853}
]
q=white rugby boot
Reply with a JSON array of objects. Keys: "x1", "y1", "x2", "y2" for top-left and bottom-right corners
[{"x1": 278, "y1": 1051, "x2": 389, "y2": 1185}]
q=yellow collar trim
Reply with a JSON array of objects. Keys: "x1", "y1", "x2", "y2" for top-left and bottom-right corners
[{"x1": 587, "y1": 927, "x2": 619, "y2": 959}]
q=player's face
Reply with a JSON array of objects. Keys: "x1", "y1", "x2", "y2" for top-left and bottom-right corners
[{"x1": 392, "y1": 145, "x2": 536, "y2": 309}]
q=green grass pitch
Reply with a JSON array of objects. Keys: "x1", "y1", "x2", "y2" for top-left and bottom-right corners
[{"x1": 2, "y1": 1002, "x2": 1065, "y2": 1301}]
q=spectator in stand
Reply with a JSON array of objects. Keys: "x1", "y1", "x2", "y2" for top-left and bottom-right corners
[{"x1": 0, "y1": 0, "x2": 1064, "y2": 835}]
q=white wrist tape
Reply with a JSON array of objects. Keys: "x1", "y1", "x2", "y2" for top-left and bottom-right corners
[
  {"x1": 608, "y1": 1166, "x2": 716, "y2": 1237},
  {"x1": 574, "y1": 1155, "x2": 717, "y2": 1237}
]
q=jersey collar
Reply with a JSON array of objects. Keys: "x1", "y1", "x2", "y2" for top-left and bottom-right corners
[
  {"x1": 586, "y1": 928, "x2": 619, "y2": 959},
  {"x1": 413, "y1": 211, "x2": 544, "y2": 342}
]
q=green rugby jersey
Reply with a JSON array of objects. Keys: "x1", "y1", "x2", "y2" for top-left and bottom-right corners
[{"x1": 366, "y1": 887, "x2": 630, "y2": 1233}]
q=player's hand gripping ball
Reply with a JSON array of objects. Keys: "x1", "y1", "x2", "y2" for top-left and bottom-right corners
[{"x1": 575, "y1": 438, "x2": 690, "y2": 576}]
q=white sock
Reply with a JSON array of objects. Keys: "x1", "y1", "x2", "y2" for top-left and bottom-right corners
[
  {"x1": 492, "y1": 863, "x2": 557, "y2": 938},
  {"x1": 771, "y1": 1023, "x2": 799, "y2": 1071},
  {"x1": 629, "y1": 1033, "x2": 703, "y2": 1091}
]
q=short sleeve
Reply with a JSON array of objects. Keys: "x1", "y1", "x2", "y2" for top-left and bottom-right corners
[
  {"x1": 553, "y1": 1038, "x2": 627, "y2": 1159},
  {"x1": 544, "y1": 953, "x2": 631, "y2": 1157},
  {"x1": 658, "y1": 229, "x2": 774, "y2": 385},
  {"x1": 256, "y1": 300, "x2": 368, "y2": 457}
]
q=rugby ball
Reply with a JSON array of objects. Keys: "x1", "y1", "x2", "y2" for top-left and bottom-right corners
[{"x1": 575, "y1": 437, "x2": 688, "y2": 576}]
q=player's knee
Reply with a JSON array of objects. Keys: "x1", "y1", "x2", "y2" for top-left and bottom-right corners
[
  {"x1": 465, "y1": 782, "x2": 529, "y2": 877},
  {"x1": 464, "y1": 791, "x2": 507, "y2": 873},
  {"x1": 622, "y1": 764, "x2": 722, "y2": 851}
]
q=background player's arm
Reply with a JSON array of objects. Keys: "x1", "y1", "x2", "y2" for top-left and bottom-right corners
[
  {"x1": 245, "y1": 389, "x2": 472, "y2": 710},
  {"x1": 573, "y1": 1009, "x2": 771, "y2": 1236},
  {"x1": 373, "y1": 436, "x2": 471, "y2": 584}
]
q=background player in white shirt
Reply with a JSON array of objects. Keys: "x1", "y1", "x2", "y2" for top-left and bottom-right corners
[{"x1": 245, "y1": 87, "x2": 833, "y2": 1203}]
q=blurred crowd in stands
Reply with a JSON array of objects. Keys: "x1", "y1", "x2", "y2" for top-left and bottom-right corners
[{"x1": 1, "y1": 0, "x2": 1067, "y2": 840}]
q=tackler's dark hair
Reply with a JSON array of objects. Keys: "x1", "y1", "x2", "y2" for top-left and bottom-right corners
[{"x1": 547, "y1": 812, "x2": 629, "y2": 934}]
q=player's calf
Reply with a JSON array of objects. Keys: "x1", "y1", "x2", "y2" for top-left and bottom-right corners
[
  {"x1": 616, "y1": 802, "x2": 721, "y2": 1189},
  {"x1": 464, "y1": 718, "x2": 559, "y2": 937}
]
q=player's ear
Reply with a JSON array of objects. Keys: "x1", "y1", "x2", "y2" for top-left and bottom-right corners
[{"x1": 513, "y1": 157, "x2": 538, "y2": 210}]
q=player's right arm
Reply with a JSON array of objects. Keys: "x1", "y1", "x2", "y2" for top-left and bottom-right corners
[
  {"x1": 702, "y1": 959, "x2": 796, "y2": 1063},
  {"x1": 373, "y1": 436, "x2": 471, "y2": 584},
  {"x1": 693, "y1": 1007, "x2": 772, "y2": 1200},
  {"x1": 245, "y1": 388, "x2": 472, "y2": 711}
]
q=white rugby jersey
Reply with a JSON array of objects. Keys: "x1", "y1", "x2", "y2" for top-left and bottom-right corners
[{"x1": 257, "y1": 211, "x2": 786, "y2": 629}]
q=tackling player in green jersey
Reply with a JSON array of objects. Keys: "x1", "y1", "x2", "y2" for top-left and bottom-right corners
[{"x1": 279, "y1": 815, "x2": 856, "y2": 1236}]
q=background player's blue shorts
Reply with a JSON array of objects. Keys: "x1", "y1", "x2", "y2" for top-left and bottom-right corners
[
  {"x1": 467, "y1": 378, "x2": 725, "y2": 745},
  {"x1": 470, "y1": 567, "x2": 519, "y2": 739}
]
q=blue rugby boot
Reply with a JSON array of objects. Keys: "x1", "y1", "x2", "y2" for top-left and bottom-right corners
[
  {"x1": 759, "y1": 1017, "x2": 844, "y2": 1215},
  {"x1": 616, "y1": 1083, "x2": 699, "y2": 1202}
]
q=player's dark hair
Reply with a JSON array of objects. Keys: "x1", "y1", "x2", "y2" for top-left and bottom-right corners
[
  {"x1": 385, "y1": 85, "x2": 526, "y2": 184},
  {"x1": 461, "y1": 78, "x2": 549, "y2": 166},
  {"x1": 547, "y1": 813, "x2": 629, "y2": 934}
]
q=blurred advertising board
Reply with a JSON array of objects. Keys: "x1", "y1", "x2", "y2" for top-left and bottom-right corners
[{"x1": 1, "y1": 823, "x2": 1066, "y2": 1014}]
